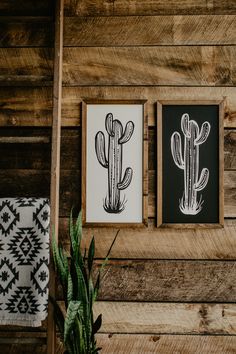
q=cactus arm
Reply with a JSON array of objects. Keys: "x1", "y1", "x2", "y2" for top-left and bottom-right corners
[
  {"x1": 95, "y1": 131, "x2": 108, "y2": 168},
  {"x1": 118, "y1": 167, "x2": 133, "y2": 190},
  {"x1": 171, "y1": 132, "x2": 184, "y2": 169},
  {"x1": 194, "y1": 168, "x2": 209, "y2": 191},
  {"x1": 181, "y1": 113, "x2": 190, "y2": 138},
  {"x1": 105, "y1": 113, "x2": 114, "y2": 136},
  {"x1": 195, "y1": 121, "x2": 211, "y2": 145},
  {"x1": 119, "y1": 121, "x2": 135, "y2": 144}
]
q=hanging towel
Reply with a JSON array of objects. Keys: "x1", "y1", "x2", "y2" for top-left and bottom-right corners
[{"x1": 0, "y1": 198, "x2": 50, "y2": 327}]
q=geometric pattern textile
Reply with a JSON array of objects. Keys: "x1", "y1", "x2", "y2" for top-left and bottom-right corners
[{"x1": 0, "y1": 198, "x2": 50, "y2": 327}]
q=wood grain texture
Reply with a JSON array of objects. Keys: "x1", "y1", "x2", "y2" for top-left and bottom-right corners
[
  {"x1": 0, "y1": 0, "x2": 53, "y2": 16},
  {"x1": 64, "y1": 0, "x2": 236, "y2": 16},
  {"x1": 62, "y1": 46, "x2": 236, "y2": 86},
  {"x1": 64, "y1": 15, "x2": 236, "y2": 46},
  {"x1": 0, "y1": 344, "x2": 47, "y2": 354},
  {"x1": 0, "y1": 128, "x2": 234, "y2": 170},
  {"x1": 0, "y1": 87, "x2": 53, "y2": 126},
  {"x1": 95, "y1": 260, "x2": 236, "y2": 302},
  {"x1": 0, "y1": 129, "x2": 79, "y2": 170},
  {"x1": 61, "y1": 86, "x2": 236, "y2": 127},
  {"x1": 95, "y1": 302, "x2": 236, "y2": 334},
  {"x1": 47, "y1": 0, "x2": 64, "y2": 352},
  {"x1": 59, "y1": 218, "x2": 236, "y2": 260},
  {"x1": 1, "y1": 86, "x2": 236, "y2": 127},
  {"x1": 0, "y1": 169, "x2": 234, "y2": 218},
  {"x1": 225, "y1": 130, "x2": 236, "y2": 169},
  {"x1": 0, "y1": 48, "x2": 53, "y2": 85},
  {"x1": 0, "y1": 169, "x2": 80, "y2": 217},
  {"x1": 0, "y1": 18, "x2": 53, "y2": 47},
  {"x1": 1, "y1": 335, "x2": 236, "y2": 354},
  {"x1": 96, "y1": 334, "x2": 236, "y2": 354}
]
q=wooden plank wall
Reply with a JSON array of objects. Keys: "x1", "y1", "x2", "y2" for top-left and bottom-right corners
[{"x1": 0, "y1": 0, "x2": 236, "y2": 353}]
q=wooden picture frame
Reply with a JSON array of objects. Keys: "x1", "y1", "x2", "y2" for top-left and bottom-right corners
[
  {"x1": 82, "y1": 99, "x2": 148, "y2": 228},
  {"x1": 157, "y1": 100, "x2": 224, "y2": 228}
]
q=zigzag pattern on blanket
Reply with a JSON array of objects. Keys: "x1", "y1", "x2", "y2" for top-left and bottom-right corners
[{"x1": 0, "y1": 198, "x2": 50, "y2": 327}]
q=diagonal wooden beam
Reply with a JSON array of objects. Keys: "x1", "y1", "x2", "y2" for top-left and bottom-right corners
[{"x1": 47, "y1": 0, "x2": 64, "y2": 353}]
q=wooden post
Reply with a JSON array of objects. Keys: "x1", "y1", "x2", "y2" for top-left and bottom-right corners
[{"x1": 47, "y1": 0, "x2": 64, "y2": 352}]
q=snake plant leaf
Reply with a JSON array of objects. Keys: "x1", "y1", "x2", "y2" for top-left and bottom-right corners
[
  {"x1": 64, "y1": 300, "x2": 81, "y2": 344},
  {"x1": 67, "y1": 273, "x2": 73, "y2": 304},
  {"x1": 75, "y1": 210, "x2": 83, "y2": 246},
  {"x1": 89, "y1": 277, "x2": 94, "y2": 310},
  {"x1": 93, "y1": 272, "x2": 100, "y2": 303},
  {"x1": 52, "y1": 233, "x2": 67, "y2": 290},
  {"x1": 92, "y1": 314, "x2": 102, "y2": 335},
  {"x1": 88, "y1": 236, "x2": 95, "y2": 275},
  {"x1": 69, "y1": 209, "x2": 77, "y2": 255}
]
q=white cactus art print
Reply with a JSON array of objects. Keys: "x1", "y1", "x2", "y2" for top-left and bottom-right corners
[
  {"x1": 84, "y1": 102, "x2": 144, "y2": 225},
  {"x1": 171, "y1": 113, "x2": 211, "y2": 215}
]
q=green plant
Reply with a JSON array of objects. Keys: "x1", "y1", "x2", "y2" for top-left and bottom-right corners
[{"x1": 52, "y1": 211, "x2": 118, "y2": 354}]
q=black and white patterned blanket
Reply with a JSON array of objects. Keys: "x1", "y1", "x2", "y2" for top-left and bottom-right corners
[{"x1": 0, "y1": 198, "x2": 50, "y2": 327}]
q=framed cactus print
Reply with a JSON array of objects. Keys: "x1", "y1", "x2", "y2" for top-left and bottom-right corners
[
  {"x1": 82, "y1": 100, "x2": 148, "y2": 227},
  {"x1": 157, "y1": 100, "x2": 224, "y2": 228}
]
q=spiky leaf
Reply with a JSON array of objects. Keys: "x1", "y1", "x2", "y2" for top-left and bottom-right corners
[
  {"x1": 64, "y1": 301, "x2": 81, "y2": 344},
  {"x1": 92, "y1": 314, "x2": 102, "y2": 335},
  {"x1": 88, "y1": 236, "x2": 95, "y2": 274}
]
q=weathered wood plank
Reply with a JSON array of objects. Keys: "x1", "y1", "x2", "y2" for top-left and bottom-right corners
[
  {"x1": 225, "y1": 130, "x2": 236, "y2": 169},
  {"x1": 224, "y1": 171, "x2": 236, "y2": 217},
  {"x1": 0, "y1": 344, "x2": 47, "y2": 354},
  {"x1": 64, "y1": 0, "x2": 236, "y2": 16},
  {"x1": 58, "y1": 219, "x2": 236, "y2": 260},
  {"x1": 0, "y1": 87, "x2": 53, "y2": 126},
  {"x1": 64, "y1": 15, "x2": 236, "y2": 46},
  {"x1": 95, "y1": 260, "x2": 236, "y2": 302},
  {"x1": 61, "y1": 86, "x2": 236, "y2": 128},
  {"x1": 0, "y1": 18, "x2": 53, "y2": 47},
  {"x1": 0, "y1": 170, "x2": 235, "y2": 218},
  {"x1": 0, "y1": 129, "x2": 79, "y2": 170},
  {"x1": 62, "y1": 46, "x2": 236, "y2": 86},
  {"x1": 0, "y1": 170, "x2": 80, "y2": 217},
  {"x1": 1, "y1": 86, "x2": 236, "y2": 127},
  {"x1": 95, "y1": 302, "x2": 236, "y2": 334},
  {"x1": 0, "y1": 48, "x2": 53, "y2": 85},
  {"x1": 0, "y1": 0, "x2": 53, "y2": 16},
  {"x1": 0, "y1": 128, "x2": 234, "y2": 170},
  {"x1": 2, "y1": 335, "x2": 236, "y2": 354},
  {"x1": 1, "y1": 47, "x2": 232, "y2": 86},
  {"x1": 96, "y1": 334, "x2": 236, "y2": 354}
]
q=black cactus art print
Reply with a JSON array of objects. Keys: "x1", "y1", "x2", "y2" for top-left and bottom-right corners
[{"x1": 95, "y1": 113, "x2": 135, "y2": 214}]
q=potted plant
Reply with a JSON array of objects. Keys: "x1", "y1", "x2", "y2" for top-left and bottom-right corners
[{"x1": 51, "y1": 211, "x2": 117, "y2": 354}]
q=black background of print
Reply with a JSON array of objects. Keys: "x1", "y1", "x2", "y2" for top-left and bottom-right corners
[{"x1": 161, "y1": 104, "x2": 219, "y2": 224}]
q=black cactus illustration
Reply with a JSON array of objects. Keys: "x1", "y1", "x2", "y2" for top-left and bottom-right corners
[{"x1": 95, "y1": 113, "x2": 135, "y2": 213}]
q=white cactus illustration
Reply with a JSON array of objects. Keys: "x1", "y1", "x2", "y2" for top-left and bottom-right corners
[{"x1": 171, "y1": 113, "x2": 211, "y2": 215}]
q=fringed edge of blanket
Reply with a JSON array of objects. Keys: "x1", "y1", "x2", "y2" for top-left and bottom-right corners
[{"x1": 0, "y1": 313, "x2": 47, "y2": 327}]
